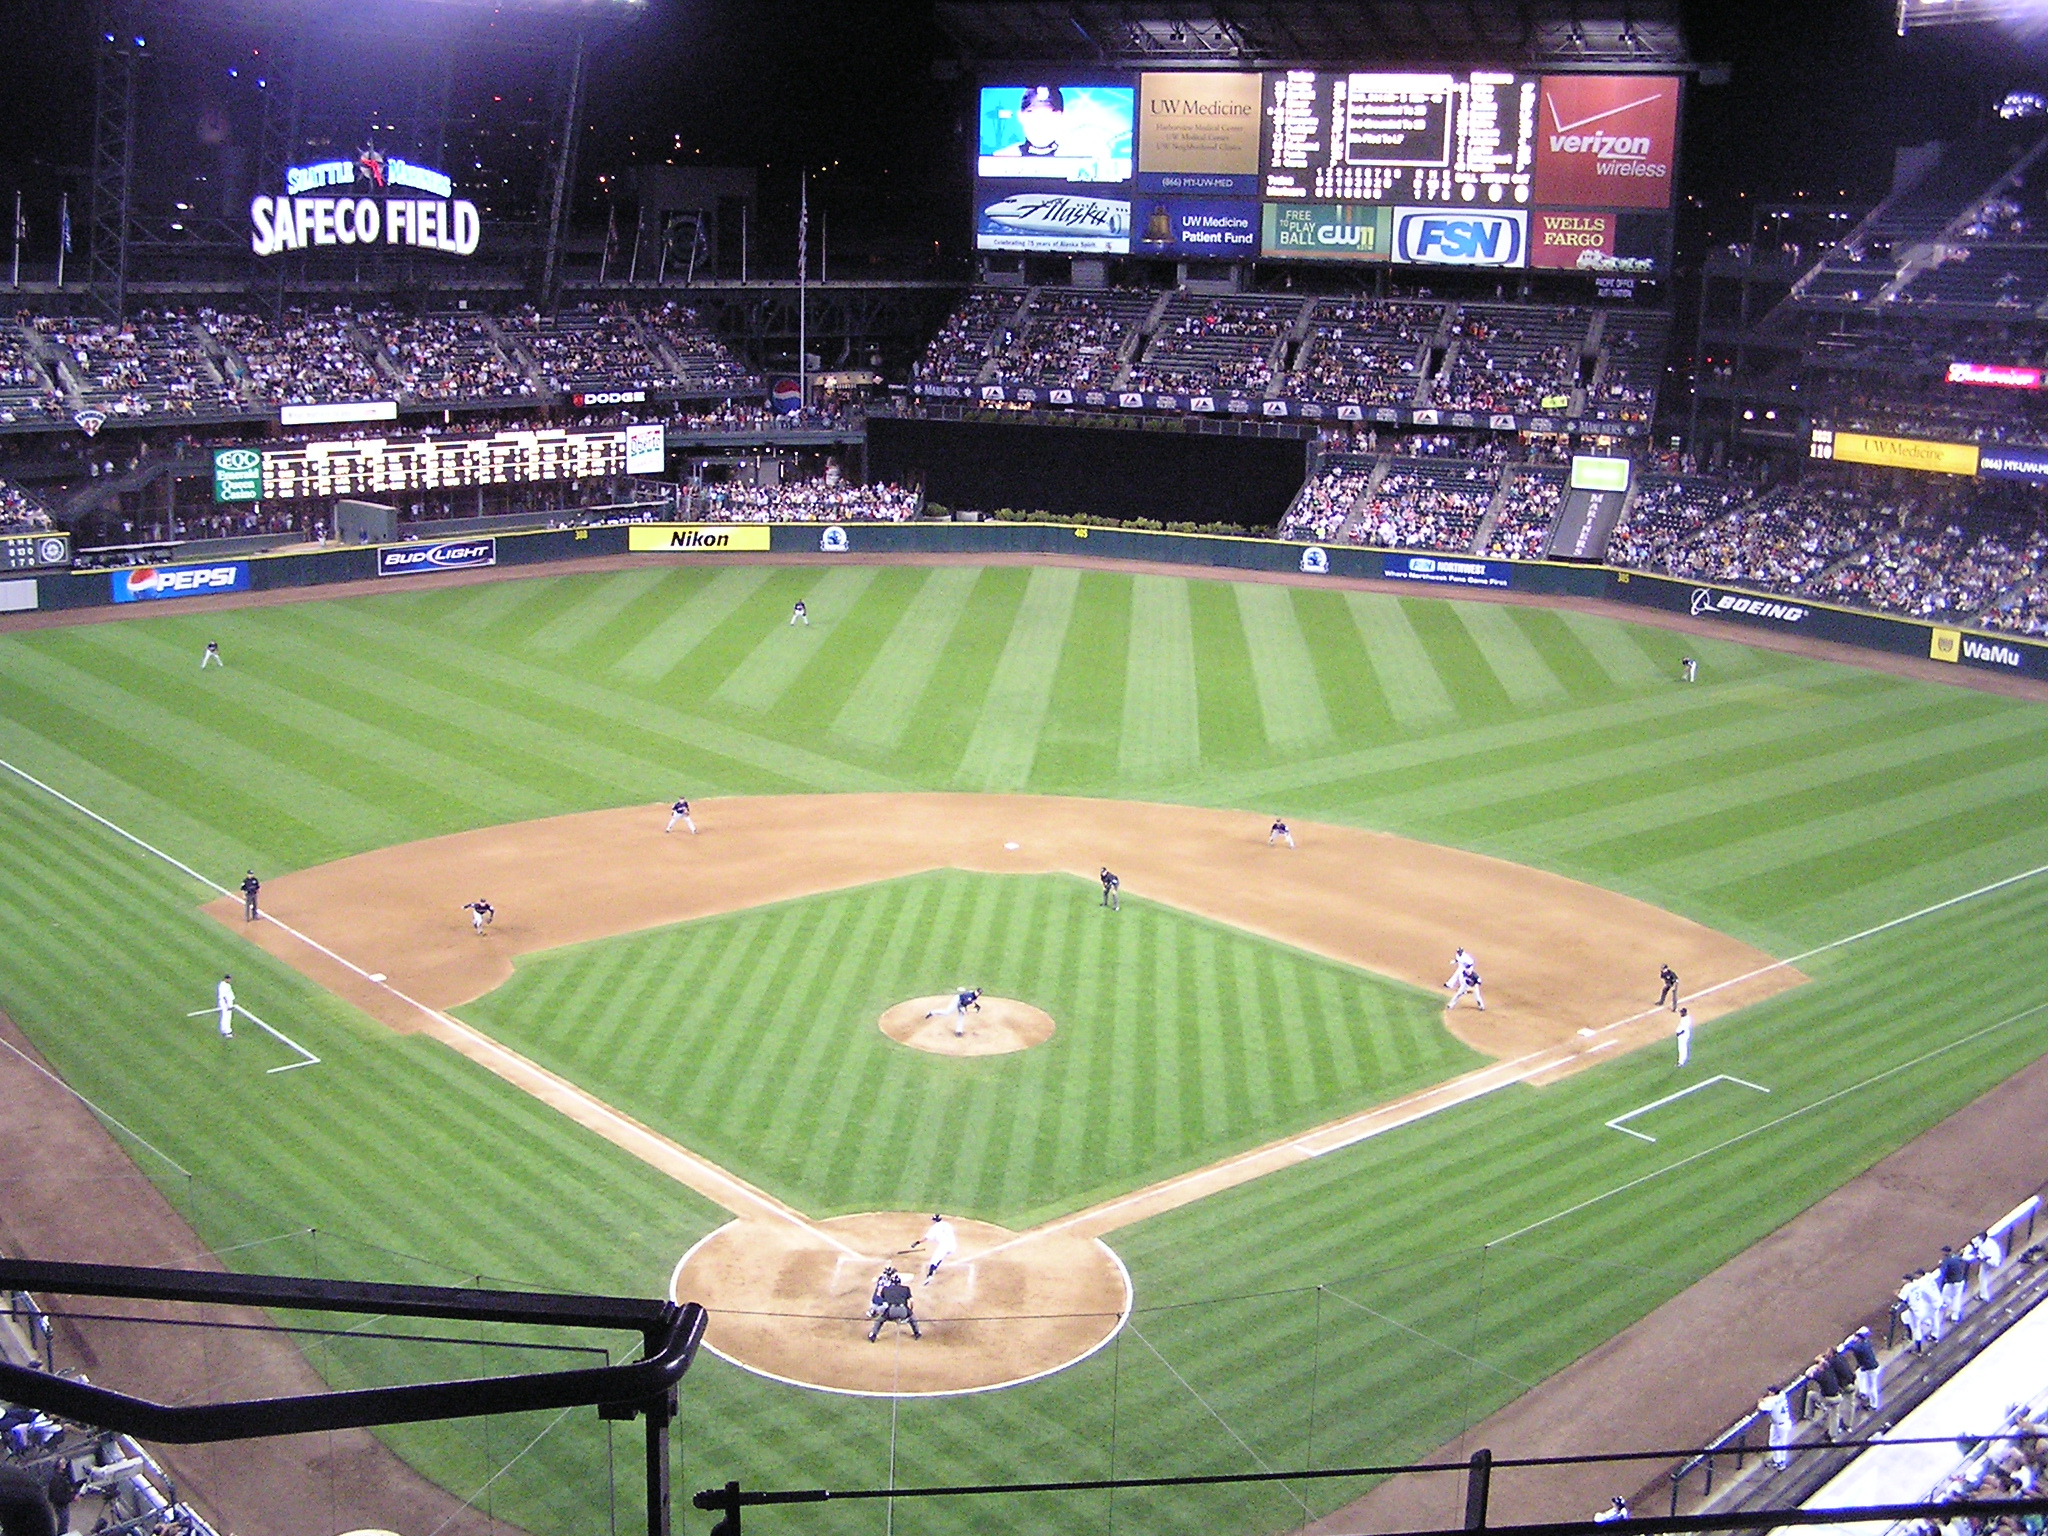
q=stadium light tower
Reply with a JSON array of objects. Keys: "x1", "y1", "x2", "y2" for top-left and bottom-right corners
[{"x1": 1896, "y1": 0, "x2": 2048, "y2": 33}]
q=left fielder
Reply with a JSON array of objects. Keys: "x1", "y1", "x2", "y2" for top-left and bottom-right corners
[{"x1": 924, "y1": 987, "x2": 983, "y2": 1038}]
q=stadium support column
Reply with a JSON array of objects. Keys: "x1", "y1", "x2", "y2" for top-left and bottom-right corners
[
  {"x1": 88, "y1": 21, "x2": 139, "y2": 320},
  {"x1": 540, "y1": 24, "x2": 588, "y2": 305}
]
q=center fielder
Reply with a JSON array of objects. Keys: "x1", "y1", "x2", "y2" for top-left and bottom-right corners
[{"x1": 924, "y1": 987, "x2": 983, "y2": 1038}]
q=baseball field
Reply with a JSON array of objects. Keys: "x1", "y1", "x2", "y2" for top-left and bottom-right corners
[{"x1": 3, "y1": 553, "x2": 2048, "y2": 1536}]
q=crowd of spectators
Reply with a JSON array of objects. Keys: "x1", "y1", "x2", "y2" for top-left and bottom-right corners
[
  {"x1": 1605, "y1": 474, "x2": 1749, "y2": 570},
  {"x1": 506, "y1": 306, "x2": 669, "y2": 390},
  {"x1": 1585, "y1": 314, "x2": 1667, "y2": 427},
  {"x1": 204, "y1": 307, "x2": 388, "y2": 405},
  {"x1": 643, "y1": 301, "x2": 757, "y2": 392},
  {"x1": 1292, "y1": 299, "x2": 1442, "y2": 406},
  {"x1": 1811, "y1": 510, "x2": 2048, "y2": 620},
  {"x1": 1125, "y1": 295, "x2": 1294, "y2": 396},
  {"x1": 0, "y1": 478, "x2": 55, "y2": 533},
  {"x1": 1433, "y1": 305, "x2": 1587, "y2": 415},
  {"x1": 371, "y1": 312, "x2": 532, "y2": 402},
  {"x1": 1638, "y1": 481, "x2": 1883, "y2": 590},
  {"x1": 687, "y1": 476, "x2": 919, "y2": 522},
  {"x1": 994, "y1": 290, "x2": 1151, "y2": 390},
  {"x1": 914, "y1": 289, "x2": 1020, "y2": 386},
  {"x1": 1281, "y1": 465, "x2": 1371, "y2": 542},
  {"x1": 1485, "y1": 470, "x2": 1566, "y2": 559},
  {"x1": 0, "y1": 323, "x2": 69, "y2": 425},
  {"x1": 38, "y1": 311, "x2": 238, "y2": 417},
  {"x1": 1353, "y1": 462, "x2": 1496, "y2": 551}
]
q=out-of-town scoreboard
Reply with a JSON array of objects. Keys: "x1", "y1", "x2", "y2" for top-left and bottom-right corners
[
  {"x1": 0, "y1": 533, "x2": 70, "y2": 570},
  {"x1": 214, "y1": 425, "x2": 666, "y2": 503}
]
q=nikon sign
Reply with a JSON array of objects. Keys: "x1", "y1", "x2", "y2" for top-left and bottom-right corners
[
  {"x1": 250, "y1": 148, "x2": 479, "y2": 258},
  {"x1": 213, "y1": 447, "x2": 262, "y2": 504}
]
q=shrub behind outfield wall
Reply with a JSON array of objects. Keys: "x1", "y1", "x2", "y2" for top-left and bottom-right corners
[{"x1": 18, "y1": 520, "x2": 2048, "y2": 684}]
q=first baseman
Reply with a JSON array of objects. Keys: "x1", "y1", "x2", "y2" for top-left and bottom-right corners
[
  {"x1": 1675, "y1": 1007, "x2": 1692, "y2": 1067},
  {"x1": 216, "y1": 974, "x2": 235, "y2": 1038},
  {"x1": 463, "y1": 899, "x2": 495, "y2": 935},
  {"x1": 924, "y1": 987, "x2": 983, "y2": 1038},
  {"x1": 666, "y1": 798, "x2": 696, "y2": 834},
  {"x1": 918, "y1": 1214, "x2": 958, "y2": 1283}
]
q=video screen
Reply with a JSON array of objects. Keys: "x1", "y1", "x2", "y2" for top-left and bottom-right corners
[{"x1": 979, "y1": 84, "x2": 1135, "y2": 184}]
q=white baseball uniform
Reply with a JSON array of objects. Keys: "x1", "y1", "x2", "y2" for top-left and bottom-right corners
[
  {"x1": 216, "y1": 977, "x2": 235, "y2": 1038},
  {"x1": 1675, "y1": 1011, "x2": 1692, "y2": 1067},
  {"x1": 921, "y1": 1218, "x2": 958, "y2": 1282},
  {"x1": 1758, "y1": 1389, "x2": 1794, "y2": 1469},
  {"x1": 1967, "y1": 1234, "x2": 2003, "y2": 1301}
]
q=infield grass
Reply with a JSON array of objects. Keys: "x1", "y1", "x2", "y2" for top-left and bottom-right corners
[{"x1": 2, "y1": 561, "x2": 2048, "y2": 1535}]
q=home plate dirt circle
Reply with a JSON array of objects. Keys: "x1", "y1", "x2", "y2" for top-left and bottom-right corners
[
  {"x1": 879, "y1": 996, "x2": 1057, "y2": 1056},
  {"x1": 671, "y1": 1213, "x2": 1131, "y2": 1396}
]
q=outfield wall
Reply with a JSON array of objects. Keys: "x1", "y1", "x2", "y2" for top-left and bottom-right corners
[{"x1": 19, "y1": 520, "x2": 2048, "y2": 684}]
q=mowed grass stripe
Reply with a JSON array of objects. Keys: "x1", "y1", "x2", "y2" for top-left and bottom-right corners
[
  {"x1": 64, "y1": 620, "x2": 559, "y2": 829},
  {"x1": 1234, "y1": 582, "x2": 1334, "y2": 752},
  {"x1": 953, "y1": 566, "x2": 1082, "y2": 792},
  {"x1": 711, "y1": 567, "x2": 878, "y2": 713},
  {"x1": 1451, "y1": 602, "x2": 1571, "y2": 710},
  {"x1": 304, "y1": 599, "x2": 903, "y2": 795},
  {"x1": 1555, "y1": 609, "x2": 1672, "y2": 689},
  {"x1": 829, "y1": 566, "x2": 982, "y2": 751},
  {"x1": 3, "y1": 642, "x2": 410, "y2": 850},
  {"x1": 610, "y1": 566, "x2": 773, "y2": 682},
  {"x1": 1342, "y1": 593, "x2": 1457, "y2": 732},
  {"x1": 524, "y1": 567, "x2": 674, "y2": 654},
  {"x1": 440, "y1": 575, "x2": 560, "y2": 637}
]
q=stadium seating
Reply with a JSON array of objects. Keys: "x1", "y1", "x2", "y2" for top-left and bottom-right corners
[
  {"x1": 1585, "y1": 313, "x2": 1668, "y2": 428},
  {"x1": 371, "y1": 312, "x2": 534, "y2": 402},
  {"x1": 1432, "y1": 304, "x2": 1588, "y2": 414},
  {"x1": 1354, "y1": 460, "x2": 1497, "y2": 551},
  {"x1": 991, "y1": 288, "x2": 1155, "y2": 390},
  {"x1": 687, "y1": 477, "x2": 918, "y2": 522},
  {"x1": 203, "y1": 307, "x2": 388, "y2": 406},
  {"x1": 505, "y1": 306, "x2": 671, "y2": 391},
  {"x1": 40, "y1": 311, "x2": 239, "y2": 416},
  {"x1": 914, "y1": 289, "x2": 1022, "y2": 386},
  {"x1": 0, "y1": 324, "x2": 69, "y2": 425},
  {"x1": 1124, "y1": 293, "x2": 1299, "y2": 396},
  {"x1": 1484, "y1": 468, "x2": 1567, "y2": 559},
  {"x1": 1289, "y1": 298, "x2": 1443, "y2": 406},
  {"x1": 1281, "y1": 463, "x2": 1372, "y2": 542},
  {"x1": 642, "y1": 301, "x2": 757, "y2": 394}
]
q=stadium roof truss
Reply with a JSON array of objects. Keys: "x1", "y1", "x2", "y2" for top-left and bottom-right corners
[{"x1": 932, "y1": 0, "x2": 1691, "y2": 70}]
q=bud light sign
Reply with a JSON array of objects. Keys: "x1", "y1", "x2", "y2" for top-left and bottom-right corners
[
  {"x1": 376, "y1": 538, "x2": 497, "y2": 577},
  {"x1": 110, "y1": 562, "x2": 251, "y2": 603}
]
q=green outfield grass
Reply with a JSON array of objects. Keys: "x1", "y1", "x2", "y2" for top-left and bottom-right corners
[
  {"x1": 3, "y1": 560, "x2": 2048, "y2": 1535},
  {"x1": 458, "y1": 871, "x2": 1475, "y2": 1226}
]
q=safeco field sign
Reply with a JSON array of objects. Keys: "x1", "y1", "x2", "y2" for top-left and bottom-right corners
[{"x1": 628, "y1": 525, "x2": 773, "y2": 552}]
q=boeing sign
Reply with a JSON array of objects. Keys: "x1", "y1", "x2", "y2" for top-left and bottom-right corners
[{"x1": 1393, "y1": 208, "x2": 1527, "y2": 268}]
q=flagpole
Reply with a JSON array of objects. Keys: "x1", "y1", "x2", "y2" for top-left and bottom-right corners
[
  {"x1": 10, "y1": 192, "x2": 19, "y2": 289},
  {"x1": 55, "y1": 193, "x2": 68, "y2": 288},
  {"x1": 798, "y1": 168, "x2": 808, "y2": 409}
]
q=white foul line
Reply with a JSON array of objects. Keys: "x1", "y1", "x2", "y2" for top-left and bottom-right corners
[
  {"x1": 1, "y1": 754, "x2": 855, "y2": 1255},
  {"x1": 1604, "y1": 1074, "x2": 1770, "y2": 1143},
  {"x1": 186, "y1": 1006, "x2": 321, "y2": 1073}
]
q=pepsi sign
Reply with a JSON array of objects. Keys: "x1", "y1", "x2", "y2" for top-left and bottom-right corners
[
  {"x1": 376, "y1": 539, "x2": 497, "y2": 577},
  {"x1": 1393, "y1": 208, "x2": 1527, "y2": 268},
  {"x1": 110, "y1": 562, "x2": 250, "y2": 603}
]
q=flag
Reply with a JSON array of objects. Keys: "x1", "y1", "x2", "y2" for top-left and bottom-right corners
[{"x1": 59, "y1": 194, "x2": 70, "y2": 254}]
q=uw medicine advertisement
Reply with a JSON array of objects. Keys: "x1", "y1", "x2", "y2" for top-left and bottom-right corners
[{"x1": 974, "y1": 68, "x2": 1680, "y2": 273}]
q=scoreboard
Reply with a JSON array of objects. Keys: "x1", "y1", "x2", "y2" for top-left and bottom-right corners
[
  {"x1": 1261, "y1": 71, "x2": 1533, "y2": 206},
  {"x1": 218, "y1": 427, "x2": 637, "y2": 504},
  {"x1": 1, "y1": 532, "x2": 70, "y2": 571},
  {"x1": 974, "y1": 68, "x2": 1679, "y2": 273}
]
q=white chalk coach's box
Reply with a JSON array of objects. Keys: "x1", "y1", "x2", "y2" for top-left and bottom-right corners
[{"x1": 376, "y1": 539, "x2": 497, "y2": 577}]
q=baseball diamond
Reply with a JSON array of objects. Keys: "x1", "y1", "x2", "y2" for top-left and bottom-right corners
[{"x1": 3, "y1": 555, "x2": 2048, "y2": 1536}]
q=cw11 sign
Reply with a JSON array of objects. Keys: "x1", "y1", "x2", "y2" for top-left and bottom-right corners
[{"x1": 250, "y1": 150, "x2": 479, "y2": 257}]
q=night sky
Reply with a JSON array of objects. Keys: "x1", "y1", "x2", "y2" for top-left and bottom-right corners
[{"x1": 2, "y1": 0, "x2": 2047, "y2": 270}]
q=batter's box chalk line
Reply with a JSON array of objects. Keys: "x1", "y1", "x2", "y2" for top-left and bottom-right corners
[
  {"x1": 186, "y1": 1004, "x2": 322, "y2": 1074},
  {"x1": 1605, "y1": 1073, "x2": 1768, "y2": 1143}
]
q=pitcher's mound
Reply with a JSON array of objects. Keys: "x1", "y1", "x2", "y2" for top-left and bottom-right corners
[
  {"x1": 671, "y1": 1212, "x2": 1129, "y2": 1396},
  {"x1": 880, "y1": 996, "x2": 1056, "y2": 1056}
]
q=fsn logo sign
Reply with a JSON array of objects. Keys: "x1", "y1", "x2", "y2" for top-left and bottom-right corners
[{"x1": 1393, "y1": 209, "x2": 1527, "y2": 267}]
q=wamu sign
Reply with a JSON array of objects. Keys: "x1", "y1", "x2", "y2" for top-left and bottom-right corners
[{"x1": 251, "y1": 147, "x2": 479, "y2": 258}]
